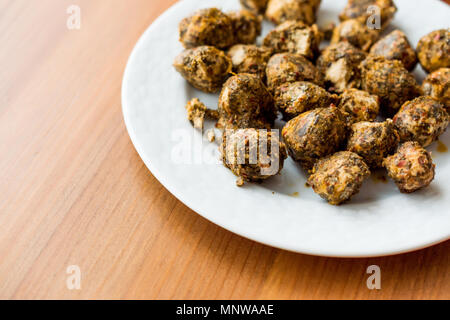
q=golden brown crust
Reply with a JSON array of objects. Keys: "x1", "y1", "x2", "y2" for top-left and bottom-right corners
[
  {"x1": 416, "y1": 29, "x2": 450, "y2": 73},
  {"x1": 317, "y1": 42, "x2": 367, "y2": 93},
  {"x1": 370, "y1": 30, "x2": 417, "y2": 71},
  {"x1": 185, "y1": 98, "x2": 207, "y2": 130},
  {"x1": 173, "y1": 46, "x2": 232, "y2": 93},
  {"x1": 228, "y1": 10, "x2": 262, "y2": 45},
  {"x1": 338, "y1": 89, "x2": 380, "y2": 124},
  {"x1": 179, "y1": 8, "x2": 234, "y2": 49},
  {"x1": 263, "y1": 20, "x2": 321, "y2": 59},
  {"x1": 422, "y1": 68, "x2": 450, "y2": 111},
  {"x1": 360, "y1": 55, "x2": 421, "y2": 115},
  {"x1": 274, "y1": 81, "x2": 339, "y2": 120},
  {"x1": 308, "y1": 151, "x2": 370, "y2": 205},
  {"x1": 221, "y1": 129, "x2": 287, "y2": 184},
  {"x1": 227, "y1": 45, "x2": 273, "y2": 81},
  {"x1": 383, "y1": 141, "x2": 435, "y2": 193},
  {"x1": 185, "y1": 98, "x2": 219, "y2": 131},
  {"x1": 266, "y1": 53, "x2": 324, "y2": 92},
  {"x1": 266, "y1": 0, "x2": 321, "y2": 25},
  {"x1": 240, "y1": 0, "x2": 269, "y2": 14},
  {"x1": 393, "y1": 96, "x2": 449, "y2": 147},
  {"x1": 218, "y1": 73, "x2": 276, "y2": 130},
  {"x1": 331, "y1": 18, "x2": 380, "y2": 52},
  {"x1": 346, "y1": 120, "x2": 400, "y2": 168},
  {"x1": 281, "y1": 105, "x2": 347, "y2": 169}
]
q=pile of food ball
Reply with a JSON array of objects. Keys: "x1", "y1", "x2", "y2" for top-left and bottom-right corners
[{"x1": 173, "y1": 0, "x2": 449, "y2": 205}]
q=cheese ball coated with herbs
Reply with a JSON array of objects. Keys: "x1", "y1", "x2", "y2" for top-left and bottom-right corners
[
  {"x1": 308, "y1": 151, "x2": 370, "y2": 205},
  {"x1": 227, "y1": 45, "x2": 273, "y2": 81},
  {"x1": 338, "y1": 89, "x2": 380, "y2": 124},
  {"x1": 347, "y1": 120, "x2": 399, "y2": 168},
  {"x1": 274, "y1": 81, "x2": 339, "y2": 120},
  {"x1": 393, "y1": 96, "x2": 449, "y2": 147},
  {"x1": 331, "y1": 18, "x2": 380, "y2": 52},
  {"x1": 422, "y1": 68, "x2": 450, "y2": 111},
  {"x1": 240, "y1": 0, "x2": 269, "y2": 14},
  {"x1": 263, "y1": 20, "x2": 321, "y2": 60},
  {"x1": 383, "y1": 141, "x2": 435, "y2": 193},
  {"x1": 266, "y1": 53, "x2": 324, "y2": 92},
  {"x1": 316, "y1": 42, "x2": 367, "y2": 93},
  {"x1": 360, "y1": 55, "x2": 421, "y2": 115},
  {"x1": 416, "y1": 29, "x2": 450, "y2": 73},
  {"x1": 339, "y1": 0, "x2": 397, "y2": 30},
  {"x1": 370, "y1": 30, "x2": 417, "y2": 71},
  {"x1": 228, "y1": 10, "x2": 262, "y2": 45},
  {"x1": 266, "y1": 0, "x2": 321, "y2": 26},
  {"x1": 218, "y1": 73, "x2": 276, "y2": 130},
  {"x1": 173, "y1": 46, "x2": 232, "y2": 93},
  {"x1": 178, "y1": 8, "x2": 234, "y2": 49},
  {"x1": 282, "y1": 105, "x2": 347, "y2": 169},
  {"x1": 221, "y1": 129, "x2": 287, "y2": 185}
]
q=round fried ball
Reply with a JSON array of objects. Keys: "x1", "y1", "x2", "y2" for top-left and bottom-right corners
[
  {"x1": 416, "y1": 29, "x2": 450, "y2": 73},
  {"x1": 263, "y1": 20, "x2": 321, "y2": 59},
  {"x1": 393, "y1": 96, "x2": 449, "y2": 147},
  {"x1": 227, "y1": 45, "x2": 273, "y2": 80},
  {"x1": 360, "y1": 55, "x2": 421, "y2": 115},
  {"x1": 370, "y1": 30, "x2": 417, "y2": 71},
  {"x1": 218, "y1": 73, "x2": 276, "y2": 129},
  {"x1": 346, "y1": 120, "x2": 399, "y2": 168},
  {"x1": 331, "y1": 18, "x2": 380, "y2": 51},
  {"x1": 266, "y1": 0, "x2": 321, "y2": 26},
  {"x1": 240, "y1": 0, "x2": 269, "y2": 14},
  {"x1": 179, "y1": 8, "x2": 234, "y2": 49},
  {"x1": 173, "y1": 46, "x2": 232, "y2": 93},
  {"x1": 383, "y1": 141, "x2": 435, "y2": 193},
  {"x1": 274, "y1": 81, "x2": 339, "y2": 120},
  {"x1": 228, "y1": 10, "x2": 262, "y2": 45},
  {"x1": 308, "y1": 151, "x2": 370, "y2": 205},
  {"x1": 281, "y1": 105, "x2": 347, "y2": 169},
  {"x1": 316, "y1": 42, "x2": 367, "y2": 93},
  {"x1": 266, "y1": 53, "x2": 324, "y2": 92},
  {"x1": 339, "y1": 0, "x2": 397, "y2": 30},
  {"x1": 338, "y1": 89, "x2": 380, "y2": 124},
  {"x1": 422, "y1": 68, "x2": 450, "y2": 111},
  {"x1": 221, "y1": 129, "x2": 287, "y2": 184}
]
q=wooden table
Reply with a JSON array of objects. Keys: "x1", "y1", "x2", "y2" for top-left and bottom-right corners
[{"x1": 0, "y1": 0, "x2": 448, "y2": 300}]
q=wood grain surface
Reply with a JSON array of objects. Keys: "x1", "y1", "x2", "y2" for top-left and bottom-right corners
[{"x1": 0, "y1": 0, "x2": 448, "y2": 300}]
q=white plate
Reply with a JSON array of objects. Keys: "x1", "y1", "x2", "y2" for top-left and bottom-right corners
[{"x1": 122, "y1": 0, "x2": 450, "y2": 257}]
